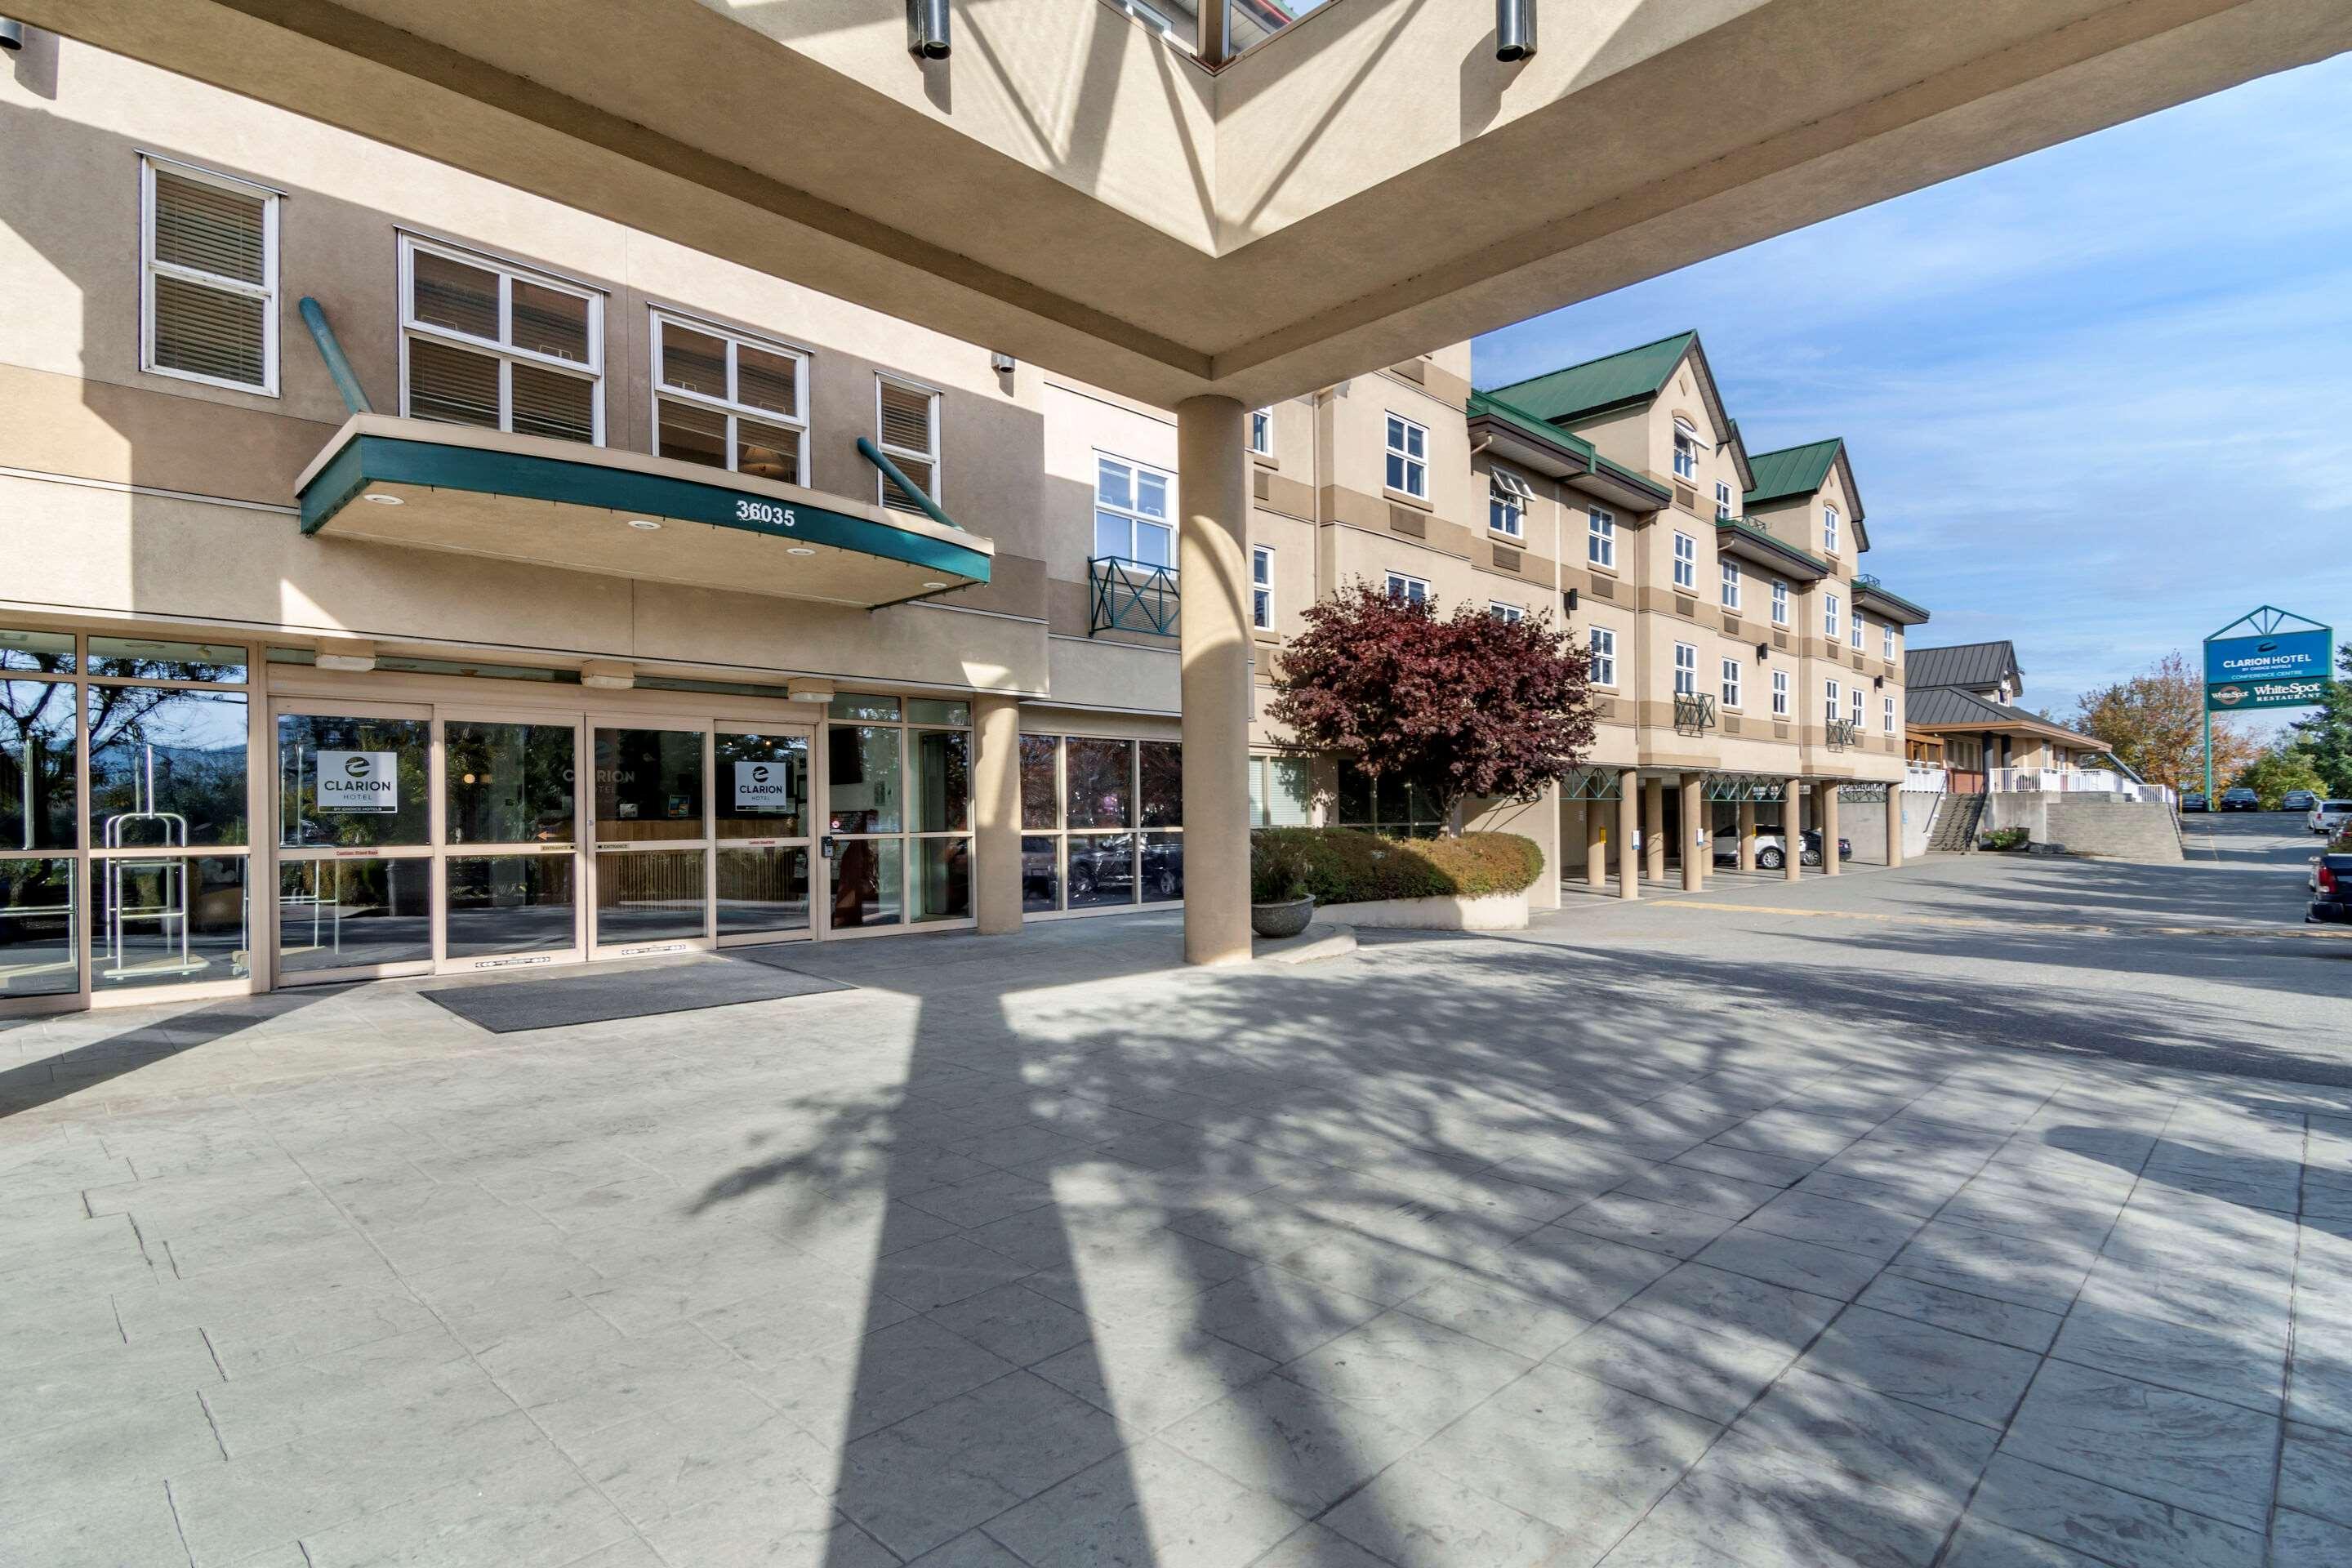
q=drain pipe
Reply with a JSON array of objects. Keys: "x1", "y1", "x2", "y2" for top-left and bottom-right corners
[
  {"x1": 1, "y1": 19, "x2": 26, "y2": 51},
  {"x1": 298, "y1": 297, "x2": 373, "y2": 416}
]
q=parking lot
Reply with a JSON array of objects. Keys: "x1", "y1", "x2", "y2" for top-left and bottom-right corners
[{"x1": 5, "y1": 835, "x2": 2350, "y2": 1568}]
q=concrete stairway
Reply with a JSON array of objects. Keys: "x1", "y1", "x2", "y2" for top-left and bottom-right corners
[{"x1": 1927, "y1": 793, "x2": 1986, "y2": 853}]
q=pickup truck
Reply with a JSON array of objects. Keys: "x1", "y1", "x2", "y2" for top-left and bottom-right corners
[{"x1": 2310, "y1": 851, "x2": 2352, "y2": 924}]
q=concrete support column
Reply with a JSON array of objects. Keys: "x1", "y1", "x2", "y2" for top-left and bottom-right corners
[
  {"x1": 1584, "y1": 797, "x2": 1607, "y2": 891},
  {"x1": 1177, "y1": 394, "x2": 1253, "y2": 966},
  {"x1": 1737, "y1": 800, "x2": 1757, "y2": 872},
  {"x1": 1822, "y1": 783, "x2": 1842, "y2": 875},
  {"x1": 1615, "y1": 770, "x2": 1640, "y2": 900},
  {"x1": 1680, "y1": 773, "x2": 1704, "y2": 892},
  {"x1": 1784, "y1": 778, "x2": 1803, "y2": 882},
  {"x1": 972, "y1": 693, "x2": 1022, "y2": 935},
  {"x1": 1642, "y1": 777, "x2": 1665, "y2": 884},
  {"x1": 1885, "y1": 787, "x2": 1904, "y2": 868}
]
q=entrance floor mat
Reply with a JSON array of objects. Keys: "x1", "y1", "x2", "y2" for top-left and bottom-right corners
[{"x1": 421, "y1": 955, "x2": 851, "y2": 1033}]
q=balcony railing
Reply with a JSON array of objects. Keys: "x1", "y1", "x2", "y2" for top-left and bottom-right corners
[
  {"x1": 1089, "y1": 556, "x2": 1178, "y2": 638},
  {"x1": 1673, "y1": 692, "x2": 1716, "y2": 736},
  {"x1": 1824, "y1": 719, "x2": 1860, "y2": 750}
]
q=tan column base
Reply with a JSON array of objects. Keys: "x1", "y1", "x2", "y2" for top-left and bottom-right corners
[
  {"x1": 1584, "y1": 798, "x2": 1607, "y2": 890},
  {"x1": 972, "y1": 693, "x2": 1022, "y2": 935},
  {"x1": 1680, "y1": 773, "x2": 1704, "y2": 892},
  {"x1": 1784, "y1": 778, "x2": 1804, "y2": 882},
  {"x1": 1616, "y1": 770, "x2": 1640, "y2": 900},
  {"x1": 1822, "y1": 783, "x2": 1842, "y2": 875},
  {"x1": 1177, "y1": 394, "x2": 1253, "y2": 966},
  {"x1": 1886, "y1": 787, "x2": 1905, "y2": 868},
  {"x1": 1737, "y1": 800, "x2": 1757, "y2": 872},
  {"x1": 1642, "y1": 777, "x2": 1665, "y2": 883}
]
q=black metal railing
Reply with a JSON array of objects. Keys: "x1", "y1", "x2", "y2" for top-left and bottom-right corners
[{"x1": 1089, "y1": 556, "x2": 1178, "y2": 638}]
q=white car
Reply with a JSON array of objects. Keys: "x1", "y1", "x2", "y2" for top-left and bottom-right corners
[{"x1": 2310, "y1": 800, "x2": 2352, "y2": 836}]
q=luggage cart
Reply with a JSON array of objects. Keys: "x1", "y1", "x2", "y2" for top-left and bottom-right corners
[{"x1": 99, "y1": 745, "x2": 203, "y2": 981}]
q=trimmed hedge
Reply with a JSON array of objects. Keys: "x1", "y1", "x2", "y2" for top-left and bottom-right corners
[{"x1": 1253, "y1": 827, "x2": 1544, "y2": 904}]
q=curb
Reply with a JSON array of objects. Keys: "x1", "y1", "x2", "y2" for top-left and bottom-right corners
[{"x1": 1255, "y1": 923, "x2": 1358, "y2": 964}]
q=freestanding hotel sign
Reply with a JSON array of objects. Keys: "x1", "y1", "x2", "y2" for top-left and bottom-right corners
[{"x1": 2203, "y1": 607, "x2": 2334, "y2": 798}]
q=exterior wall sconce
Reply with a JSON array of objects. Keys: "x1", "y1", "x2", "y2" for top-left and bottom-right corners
[
  {"x1": 1873, "y1": 674, "x2": 1886, "y2": 688},
  {"x1": 1756, "y1": 641, "x2": 1770, "y2": 662},
  {"x1": 1561, "y1": 588, "x2": 1577, "y2": 613},
  {"x1": 1496, "y1": 0, "x2": 1536, "y2": 62},
  {"x1": 906, "y1": 0, "x2": 951, "y2": 60}
]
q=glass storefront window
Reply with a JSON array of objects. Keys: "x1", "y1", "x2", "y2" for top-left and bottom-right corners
[
  {"x1": 1066, "y1": 739, "x2": 1134, "y2": 829},
  {"x1": 910, "y1": 729, "x2": 969, "y2": 835},
  {"x1": 445, "y1": 722, "x2": 576, "y2": 844},
  {"x1": 2, "y1": 679, "x2": 77, "y2": 850},
  {"x1": 1336, "y1": 764, "x2": 1440, "y2": 837},
  {"x1": 87, "y1": 638, "x2": 247, "y2": 683},
  {"x1": 828, "y1": 725, "x2": 902, "y2": 834},
  {"x1": 596, "y1": 848, "x2": 706, "y2": 943},
  {"x1": 1020, "y1": 835, "x2": 1058, "y2": 914},
  {"x1": 716, "y1": 732, "x2": 808, "y2": 838},
  {"x1": 829, "y1": 693, "x2": 902, "y2": 722},
  {"x1": 0, "y1": 628, "x2": 75, "y2": 674},
  {"x1": 911, "y1": 837, "x2": 970, "y2": 923},
  {"x1": 1019, "y1": 734, "x2": 1058, "y2": 830},
  {"x1": 595, "y1": 728, "x2": 705, "y2": 841},
  {"x1": 278, "y1": 715, "x2": 430, "y2": 848},
  {"x1": 1249, "y1": 756, "x2": 1313, "y2": 827},
  {"x1": 1141, "y1": 832, "x2": 1184, "y2": 903},
  {"x1": 91, "y1": 855, "x2": 247, "y2": 990},
  {"x1": 831, "y1": 836, "x2": 902, "y2": 929},
  {"x1": 717, "y1": 845, "x2": 809, "y2": 937},
  {"x1": 1140, "y1": 741, "x2": 1182, "y2": 828},
  {"x1": 278, "y1": 859, "x2": 432, "y2": 973},
  {"x1": 0, "y1": 858, "x2": 77, "y2": 997},
  {"x1": 1067, "y1": 833, "x2": 1135, "y2": 909},
  {"x1": 445, "y1": 854, "x2": 576, "y2": 958},
  {"x1": 88, "y1": 687, "x2": 249, "y2": 847},
  {"x1": 906, "y1": 698, "x2": 969, "y2": 727}
]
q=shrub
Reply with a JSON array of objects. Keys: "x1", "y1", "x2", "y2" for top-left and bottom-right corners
[
  {"x1": 1982, "y1": 826, "x2": 2030, "y2": 851},
  {"x1": 1252, "y1": 827, "x2": 1544, "y2": 904},
  {"x1": 1248, "y1": 835, "x2": 1312, "y2": 903}
]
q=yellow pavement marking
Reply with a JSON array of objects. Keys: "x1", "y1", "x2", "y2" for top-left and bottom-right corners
[{"x1": 1651, "y1": 901, "x2": 2352, "y2": 942}]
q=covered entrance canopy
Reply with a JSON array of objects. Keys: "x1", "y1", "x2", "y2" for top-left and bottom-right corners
[{"x1": 296, "y1": 416, "x2": 991, "y2": 609}]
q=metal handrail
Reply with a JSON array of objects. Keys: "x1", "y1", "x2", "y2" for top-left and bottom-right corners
[{"x1": 1089, "y1": 555, "x2": 1178, "y2": 638}]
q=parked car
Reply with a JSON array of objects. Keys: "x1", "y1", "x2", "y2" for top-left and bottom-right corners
[
  {"x1": 2310, "y1": 849, "x2": 2352, "y2": 923},
  {"x1": 1715, "y1": 830, "x2": 1847, "y2": 871},
  {"x1": 2220, "y1": 786, "x2": 2260, "y2": 811},
  {"x1": 2283, "y1": 789, "x2": 2319, "y2": 813},
  {"x1": 2180, "y1": 792, "x2": 2207, "y2": 812},
  {"x1": 2310, "y1": 800, "x2": 2352, "y2": 835}
]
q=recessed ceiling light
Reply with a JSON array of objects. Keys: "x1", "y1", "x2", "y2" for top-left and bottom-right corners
[
  {"x1": 626, "y1": 518, "x2": 662, "y2": 531},
  {"x1": 361, "y1": 493, "x2": 403, "y2": 506},
  {"x1": 922, "y1": 581, "x2": 949, "y2": 589},
  {"x1": 786, "y1": 546, "x2": 817, "y2": 556}
]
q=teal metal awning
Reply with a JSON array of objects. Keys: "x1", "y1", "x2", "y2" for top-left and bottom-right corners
[{"x1": 294, "y1": 416, "x2": 991, "y2": 609}]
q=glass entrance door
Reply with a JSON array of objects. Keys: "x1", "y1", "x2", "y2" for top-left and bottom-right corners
[
  {"x1": 590, "y1": 719, "x2": 711, "y2": 956},
  {"x1": 439, "y1": 714, "x2": 583, "y2": 970},
  {"x1": 274, "y1": 702, "x2": 434, "y2": 985},
  {"x1": 715, "y1": 728, "x2": 814, "y2": 943}
]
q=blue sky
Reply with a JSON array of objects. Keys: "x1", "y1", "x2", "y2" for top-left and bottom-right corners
[{"x1": 1474, "y1": 53, "x2": 2352, "y2": 726}]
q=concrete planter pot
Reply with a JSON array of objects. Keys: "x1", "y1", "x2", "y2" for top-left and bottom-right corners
[{"x1": 1250, "y1": 898, "x2": 1316, "y2": 938}]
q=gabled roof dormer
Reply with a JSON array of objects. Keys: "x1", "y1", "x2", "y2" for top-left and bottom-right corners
[
  {"x1": 1743, "y1": 437, "x2": 1869, "y2": 552},
  {"x1": 1481, "y1": 329, "x2": 1753, "y2": 492}
]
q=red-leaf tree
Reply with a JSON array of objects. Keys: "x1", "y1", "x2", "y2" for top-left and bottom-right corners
[{"x1": 1267, "y1": 581, "x2": 1597, "y2": 835}]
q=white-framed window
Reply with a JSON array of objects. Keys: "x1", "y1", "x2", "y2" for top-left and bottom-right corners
[
  {"x1": 1094, "y1": 454, "x2": 1174, "y2": 568},
  {"x1": 1884, "y1": 695, "x2": 1896, "y2": 733},
  {"x1": 1882, "y1": 623, "x2": 1895, "y2": 662},
  {"x1": 1851, "y1": 612, "x2": 1866, "y2": 652},
  {"x1": 1851, "y1": 688, "x2": 1865, "y2": 728},
  {"x1": 1771, "y1": 579, "x2": 1789, "y2": 626},
  {"x1": 400, "y1": 234, "x2": 603, "y2": 443},
  {"x1": 1249, "y1": 406, "x2": 1273, "y2": 457},
  {"x1": 877, "y1": 376, "x2": 942, "y2": 514},
  {"x1": 1673, "y1": 532, "x2": 1697, "y2": 591},
  {"x1": 651, "y1": 311, "x2": 808, "y2": 483},
  {"x1": 1251, "y1": 546, "x2": 1275, "y2": 631},
  {"x1": 1386, "y1": 572, "x2": 1431, "y2": 607},
  {"x1": 1384, "y1": 413, "x2": 1428, "y2": 498},
  {"x1": 1673, "y1": 417, "x2": 1699, "y2": 480},
  {"x1": 1825, "y1": 679, "x2": 1841, "y2": 721},
  {"x1": 1824, "y1": 592, "x2": 1840, "y2": 640},
  {"x1": 1721, "y1": 657, "x2": 1742, "y2": 710},
  {"x1": 1715, "y1": 479, "x2": 1735, "y2": 521},
  {"x1": 1489, "y1": 467, "x2": 1531, "y2": 538},
  {"x1": 1490, "y1": 601, "x2": 1525, "y2": 624},
  {"x1": 1771, "y1": 669, "x2": 1789, "y2": 717},
  {"x1": 1824, "y1": 503, "x2": 1840, "y2": 555},
  {"x1": 1673, "y1": 642, "x2": 1698, "y2": 696},
  {"x1": 140, "y1": 158, "x2": 280, "y2": 394},
  {"x1": 1720, "y1": 560, "x2": 1741, "y2": 611},
  {"x1": 1589, "y1": 626, "x2": 1617, "y2": 687},
  {"x1": 1588, "y1": 508, "x2": 1617, "y2": 569}
]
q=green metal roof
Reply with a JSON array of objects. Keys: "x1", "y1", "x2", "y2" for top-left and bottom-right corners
[
  {"x1": 1478, "y1": 332, "x2": 1697, "y2": 425},
  {"x1": 1464, "y1": 390, "x2": 1600, "y2": 465},
  {"x1": 1742, "y1": 438, "x2": 1845, "y2": 508},
  {"x1": 1716, "y1": 515, "x2": 1831, "y2": 577}
]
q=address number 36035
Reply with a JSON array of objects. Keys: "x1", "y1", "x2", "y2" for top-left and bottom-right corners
[{"x1": 735, "y1": 499, "x2": 799, "y2": 528}]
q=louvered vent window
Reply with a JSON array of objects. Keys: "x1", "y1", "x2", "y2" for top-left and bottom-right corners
[
  {"x1": 400, "y1": 236, "x2": 602, "y2": 445},
  {"x1": 653, "y1": 314, "x2": 808, "y2": 483},
  {"x1": 142, "y1": 161, "x2": 278, "y2": 393},
  {"x1": 876, "y1": 377, "x2": 940, "y2": 515}
]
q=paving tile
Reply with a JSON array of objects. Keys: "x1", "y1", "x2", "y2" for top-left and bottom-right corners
[
  {"x1": 871, "y1": 1236, "x2": 1039, "y2": 1312},
  {"x1": 2, "y1": 1325, "x2": 223, "y2": 1437},
  {"x1": 0, "y1": 1478, "x2": 192, "y2": 1568},
  {"x1": 1548, "y1": 1307, "x2": 1793, "y2": 1423},
  {"x1": 2278, "y1": 1419, "x2": 2352, "y2": 1529},
  {"x1": 903, "y1": 1531, "x2": 1033, "y2": 1568},
  {"x1": 1885, "y1": 1220, "x2": 2096, "y2": 1316},
  {"x1": 1610, "y1": 1164, "x2": 1783, "y2": 1219},
  {"x1": 205, "y1": 1325, "x2": 493, "y2": 1456},
  {"x1": 1624, "y1": 1261, "x2": 1843, "y2": 1352},
  {"x1": 1321, "y1": 1454, "x2": 1608, "y2": 1568},
  {"x1": 831, "y1": 1370, "x2": 1125, "y2": 1559},
  {"x1": 1032, "y1": 1316, "x2": 1276, "y2": 1434},
  {"x1": 2272, "y1": 1508, "x2": 2352, "y2": 1568},
  {"x1": 1741, "y1": 1190, "x2": 1923, "y2": 1263},
  {"x1": 1160, "y1": 1374, "x2": 1420, "y2": 1517},
  {"x1": 1394, "y1": 1273, "x2": 1592, "y2": 1360},
  {"x1": 563, "y1": 1383, "x2": 831, "y2": 1526},
  {"x1": 0, "y1": 1395, "x2": 224, "y2": 1536},
  {"x1": 639, "y1": 1485, "x2": 893, "y2": 1568},
  {"x1": 923, "y1": 1281, "x2": 1092, "y2": 1367},
  {"x1": 898, "y1": 1169, "x2": 1059, "y2": 1230},
  {"x1": 1937, "y1": 1518, "x2": 2115, "y2": 1567},
  {"x1": 1668, "y1": 1143, "x2": 1820, "y2": 1189},
  {"x1": 1629, "y1": 1428, "x2": 1959, "y2": 1568},
  {"x1": 1278, "y1": 1309, "x2": 1531, "y2": 1437},
  {"x1": 1475, "y1": 1223, "x2": 1682, "y2": 1316},
  {"x1": 748, "y1": 1314, "x2": 1016, "y2": 1445},
  {"x1": 2048, "y1": 1294, "x2": 2287, "y2": 1414},
  {"x1": 1966, "y1": 1452, "x2": 2264, "y2": 1568},
  {"x1": 1556, "y1": 1194, "x2": 1737, "y2": 1259},
  {"x1": 1797, "y1": 1306, "x2": 2041, "y2": 1428},
  {"x1": 1853, "y1": 1273, "x2": 2063, "y2": 1355},
  {"x1": 1734, "y1": 1366, "x2": 2000, "y2": 1503},
  {"x1": 1691, "y1": 1227, "x2": 1883, "y2": 1302},
  {"x1": 1245, "y1": 1522, "x2": 1395, "y2": 1568},
  {"x1": 982, "y1": 1437, "x2": 1305, "y2": 1568},
  {"x1": 2002, "y1": 1360, "x2": 2282, "y2": 1532},
  {"x1": 294, "y1": 1446, "x2": 634, "y2": 1568},
  {"x1": 1189, "y1": 1265, "x2": 1388, "y2": 1363},
  {"x1": 1787, "y1": 1167, "x2": 1954, "y2": 1219}
]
